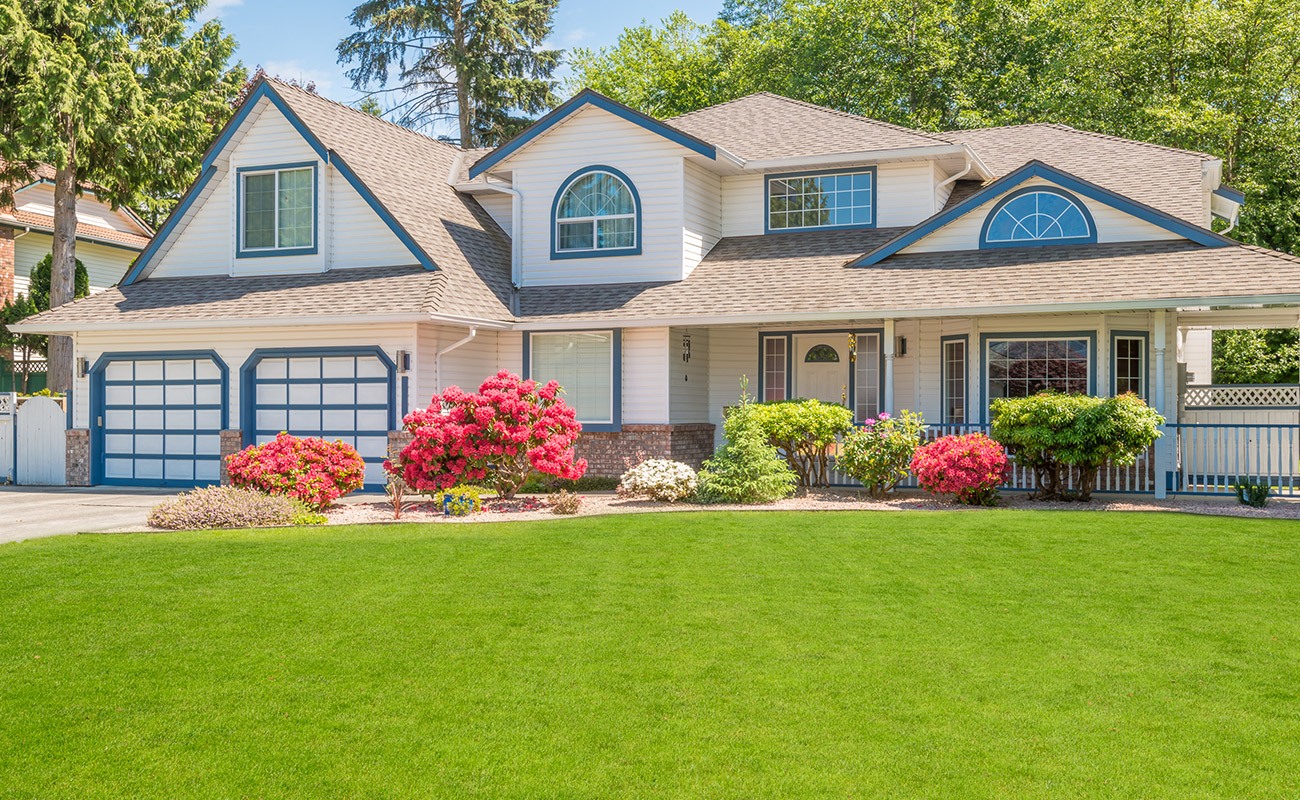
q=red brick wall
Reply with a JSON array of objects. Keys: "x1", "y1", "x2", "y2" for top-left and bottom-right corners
[
  {"x1": 0, "y1": 227, "x2": 14, "y2": 305},
  {"x1": 65, "y1": 429, "x2": 90, "y2": 486},
  {"x1": 577, "y1": 423, "x2": 717, "y2": 477}
]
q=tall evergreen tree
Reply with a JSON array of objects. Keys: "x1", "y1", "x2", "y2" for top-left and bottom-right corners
[
  {"x1": 338, "y1": 0, "x2": 561, "y2": 146},
  {"x1": 0, "y1": 0, "x2": 245, "y2": 390}
]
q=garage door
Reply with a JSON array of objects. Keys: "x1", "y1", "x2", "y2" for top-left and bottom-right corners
[
  {"x1": 93, "y1": 352, "x2": 228, "y2": 487},
  {"x1": 243, "y1": 348, "x2": 395, "y2": 486}
]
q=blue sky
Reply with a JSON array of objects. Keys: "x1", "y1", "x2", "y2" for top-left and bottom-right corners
[{"x1": 202, "y1": 0, "x2": 722, "y2": 105}]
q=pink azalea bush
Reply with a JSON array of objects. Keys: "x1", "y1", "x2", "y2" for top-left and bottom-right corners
[
  {"x1": 396, "y1": 370, "x2": 587, "y2": 499},
  {"x1": 909, "y1": 433, "x2": 1010, "y2": 506},
  {"x1": 226, "y1": 433, "x2": 366, "y2": 510}
]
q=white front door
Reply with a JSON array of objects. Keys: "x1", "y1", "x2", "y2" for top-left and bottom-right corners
[{"x1": 794, "y1": 335, "x2": 849, "y2": 403}]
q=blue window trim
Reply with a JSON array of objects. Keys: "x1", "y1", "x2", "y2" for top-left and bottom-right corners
[
  {"x1": 940, "y1": 334, "x2": 969, "y2": 424},
  {"x1": 549, "y1": 166, "x2": 642, "y2": 260},
  {"x1": 522, "y1": 329, "x2": 622, "y2": 432},
  {"x1": 978, "y1": 186, "x2": 1098, "y2": 249},
  {"x1": 979, "y1": 330, "x2": 1097, "y2": 424},
  {"x1": 852, "y1": 160, "x2": 1234, "y2": 267},
  {"x1": 122, "y1": 79, "x2": 436, "y2": 285},
  {"x1": 235, "y1": 162, "x2": 319, "y2": 258},
  {"x1": 764, "y1": 166, "x2": 877, "y2": 234},
  {"x1": 756, "y1": 328, "x2": 884, "y2": 422},
  {"x1": 469, "y1": 89, "x2": 716, "y2": 180},
  {"x1": 89, "y1": 350, "x2": 230, "y2": 488},
  {"x1": 240, "y1": 346, "x2": 397, "y2": 489},
  {"x1": 1110, "y1": 329, "x2": 1150, "y2": 400}
]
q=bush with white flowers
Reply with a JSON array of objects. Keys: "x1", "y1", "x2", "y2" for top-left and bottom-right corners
[{"x1": 618, "y1": 459, "x2": 698, "y2": 503}]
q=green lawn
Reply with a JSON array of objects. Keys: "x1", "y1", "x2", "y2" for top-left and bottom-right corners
[{"x1": 2, "y1": 511, "x2": 1299, "y2": 799}]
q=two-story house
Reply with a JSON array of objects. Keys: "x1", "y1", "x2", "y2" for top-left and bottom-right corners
[{"x1": 17, "y1": 77, "x2": 1300, "y2": 494}]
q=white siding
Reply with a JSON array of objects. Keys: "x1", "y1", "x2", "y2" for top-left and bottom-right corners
[
  {"x1": 150, "y1": 97, "x2": 415, "y2": 279},
  {"x1": 669, "y1": 327, "x2": 710, "y2": 423},
  {"x1": 504, "y1": 106, "x2": 689, "y2": 286},
  {"x1": 414, "y1": 324, "x2": 517, "y2": 404},
  {"x1": 1181, "y1": 327, "x2": 1213, "y2": 384},
  {"x1": 707, "y1": 325, "x2": 760, "y2": 445},
  {"x1": 13, "y1": 183, "x2": 150, "y2": 237},
  {"x1": 622, "y1": 327, "x2": 670, "y2": 423},
  {"x1": 902, "y1": 177, "x2": 1183, "y2": 254},
  {"x1": 721, "y1": 174, "x2": 763, "y2": 237},
  {"x1": 683, "y1": 161, "x2": 722, "y2": 274},
  {"x1": 14, "y1": 232, "x2": 135, "y2": 292},
  {"x1": 475, "y1": 193, "x2": 513, "y2": 235}
]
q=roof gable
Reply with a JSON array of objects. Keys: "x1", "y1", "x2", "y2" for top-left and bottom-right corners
[
  {"x1": 468, "y1": 89, "x2": 717, "y2": 179},
  {"x1": 852, "y1": 161, "x2": 1232, "y2": 267}
]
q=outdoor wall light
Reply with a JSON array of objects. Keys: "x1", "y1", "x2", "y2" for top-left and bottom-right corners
[
  {"x1": 396, "y1": 350, "x2": 411, "y2": 374},
  {"x1": 77, "y1": 357, "x2": 89, "y2": 378}
]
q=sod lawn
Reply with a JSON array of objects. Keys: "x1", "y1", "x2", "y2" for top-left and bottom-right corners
[{"x1": 2, "y1": 510, "x2": 1298, "y2": 798}]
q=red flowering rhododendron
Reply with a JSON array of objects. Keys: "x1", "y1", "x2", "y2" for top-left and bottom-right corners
[
  {"x1": 398, "y1": 370, "x2": 587, "y2": 498},
  {"x1": 909, "y1": 433, "x2": 1010, "y2": 506},
  {"x1": 226, "y1": 433, "x2": 366, "y2": 510}
]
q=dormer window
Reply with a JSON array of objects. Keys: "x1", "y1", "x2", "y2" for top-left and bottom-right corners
[
  {"x1": 237, "y1": 163, "x2": 317, "y2": 257},
  {"x1": 552, "y1": 166, "x2": 641, "y2": 259},
  {"x1": 767, "y1": 168, "x2": 875, "y2": 232},
  {"x1": 980, "y1": 187, "x2": 1096, "y2": 248}
]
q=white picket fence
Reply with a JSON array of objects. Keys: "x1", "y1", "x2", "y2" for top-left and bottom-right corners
[
  {"x1": 0, "y1": 393, "x2": 14, "y2": 484},
  {"x1": 0, "y1": 394, "x2": 66, "y2": 486}
]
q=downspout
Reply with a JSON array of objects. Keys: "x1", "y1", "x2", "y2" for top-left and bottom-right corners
[
  {"x1": 934, "y1": 156, "x2": 974, "y2": 215},
  {"x1": 435, "y1": 326, "x2": 477, "y2": 393},
  {"x1": 1220, "y1": 208, "x2": 1239, "y2": 237}
]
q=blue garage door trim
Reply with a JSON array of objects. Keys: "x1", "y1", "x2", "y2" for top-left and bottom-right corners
[
  {"x1": 90, "y1": 350, "x2": 230, "y2": 488},
  {"x1": 240, "y1": 347, "x2": 397, "y2": 489}
]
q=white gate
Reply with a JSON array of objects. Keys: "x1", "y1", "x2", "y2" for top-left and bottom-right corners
[
  {"x1": 0, "y1": 393, "x2": 14, "y2": 483},
  {"x1": 16, "y1": 396, "x2": 66, "y2": 486}
]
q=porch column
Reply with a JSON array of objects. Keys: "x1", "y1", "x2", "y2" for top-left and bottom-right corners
[
  {"x1": 1154, "y1": 310, "x2": 1169, "y2": 499},
  {"x1": 883, "y1": 319, "x2": 896, "y2": 414}
]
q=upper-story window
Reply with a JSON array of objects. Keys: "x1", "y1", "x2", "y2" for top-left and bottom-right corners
[
  {"x1": 980, "y1": 187, "x2": 1096, "y2": 248},
  {"x1": 552, "y1": 166, "x2": 640, "y2": 258},
  {"x1": 766, "y1": 168, "x2": 875, "y2": 233},
  {"x1": 238, "y1": 163, "x2": 316, "y2": 257}
]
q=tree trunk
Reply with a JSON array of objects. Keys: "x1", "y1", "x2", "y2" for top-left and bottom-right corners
[
  {"x1": 453, "y1": 3, "x2": 471, "y2": 147},
  {"x1": 48, "y1": 139, "x2": 77, "y2": 393}
]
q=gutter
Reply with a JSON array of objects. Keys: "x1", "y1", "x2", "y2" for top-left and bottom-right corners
[
  {"x1": 434, "y1": 326, "x2": 478, "y2": 392},
  {"x1": 741, "y1": 144, "x2": 992, "y2": 178}
]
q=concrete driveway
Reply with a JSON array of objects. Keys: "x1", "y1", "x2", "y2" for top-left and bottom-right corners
[{"x1": 0, "y1": 486, "x2": 173, "y2": 543}]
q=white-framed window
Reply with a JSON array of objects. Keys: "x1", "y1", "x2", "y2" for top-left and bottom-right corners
[
  {"x1": 529, "y1": 331, "x2": 617, "y2": 426},
  {"x1": 553, "y1": 169, "x2": 638, "y2": 255},
  {"x1": 987, "y1": 336, "x2": 1090, "y2": 401},
  {"x1": 942, "y1": 338, "x2": 967, "y2": 424},
  {"x1": 853, "y1": 332, "x2": 881, "y2": 421},
  {"x1": 239, "y1": 164, "x2": 315, "y2": 254},
  {"x1": 767, "y1": 169, "x2": 875, "y2": 232},
  {"x1": 761, "y1": 336, "x2": 787, "y2": 402},
  {"x1": 1113, "y1": 335, "x2": 1146, "y2": 398}
]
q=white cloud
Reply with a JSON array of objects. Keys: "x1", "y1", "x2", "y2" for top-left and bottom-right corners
[
  {"x1": 260, "y1": 60, "x2": 338, "y2": 95},
  {"x1": 563, "y1": 27, "x2": 589, "y2": 45},
  {"x1": 195, "y1": 0, "x2": 242, "y2": 23}
]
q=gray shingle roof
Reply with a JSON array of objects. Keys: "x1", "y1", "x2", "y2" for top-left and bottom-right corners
[
  {"x1": 669, "y1": 93, "x2": 951, "y2": 161},
  {"x1": 941, "y1": 123, "x2": 1211, "y2": 223},
  {"x1": 518, "y1": 229, "x2": 1300, "y2": 323}
]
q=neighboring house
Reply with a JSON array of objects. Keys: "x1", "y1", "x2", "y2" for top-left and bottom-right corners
[
  {"x1": 16, "y1": 77, "x2": 1300, "y2": 494},
  {"x1": 1, "y1": 163, "x2": 153, "y2": 391}
]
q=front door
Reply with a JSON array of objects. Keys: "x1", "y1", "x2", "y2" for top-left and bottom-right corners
[{"x1": 794, "y1": 335, "x2": 848, "y2": 403}]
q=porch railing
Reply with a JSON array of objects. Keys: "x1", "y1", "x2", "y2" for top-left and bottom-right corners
[{"x1": 1168, "y1": 423, "x2": 1300, "y2": 496}]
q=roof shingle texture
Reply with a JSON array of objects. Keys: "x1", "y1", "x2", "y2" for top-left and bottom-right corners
[
  {"x1": 1, "y1": 209, "x2": 151, "y2": 249},
  {"x1": 519, "y1": 229, "x2": 1300, "y2": 323},
  {"x1": 668, "y1": 93, "x2": 951, "y2": 161}
]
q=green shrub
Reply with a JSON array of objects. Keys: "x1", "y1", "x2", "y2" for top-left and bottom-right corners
[
  {"x1": 990, "y1": 393, "x2": 1163, "y2": 501},
  {"x1": 431, "y1": 485, "x2": 485, "y2": 516},
  {"x1": 1231, "y1": 477, "x2": 1272, "y2": 508},
  {"x1": 748, "y1": 399, "x2": 854, "y2": 487},
  {"x1": 148, "y1": 486, "x2": 325, "y2": 530},
  {"x1": 696, "y1": 382, "x2": 797, "y2": 504},
  {"x1": 517, "y1": 474, "x2": 620, "y2": 494},
  {"x1": 837, "y1": 410, "x2": 927, "y2": 499}
]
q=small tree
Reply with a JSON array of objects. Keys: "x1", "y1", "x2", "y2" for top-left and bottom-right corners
[
  {"x1": 696, "y1": 379, "x2": 797, "y2": 504},
  {"x1": 0, "y1": 255, "x2": 88, "y2": 393},
  {"x1": 837, "y1": 410, "x2": 926, "y2": 499},
  {"x1": 397, "y1": 371, "x2": 586, "y2": 499},
  {"x1": 748, "y1": 399, "x2": 854, "y2": 487},
  {"x1": 991, "y1": 393, "x2": 1164, "y2": 501}
]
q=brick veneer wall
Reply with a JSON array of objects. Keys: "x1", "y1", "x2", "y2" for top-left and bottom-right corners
[
  {"x1": 219, "y1": 429, "x2": 244, "y2": 485},
  {"x1": 0, "y1": 227, "x2": 13, "y2": 305},
  {"x1": 65, "y1": 429, "x2": 90, "y2": 486},
  {"x1": 577, "y1": 423, "x2": 717, "y2": 477},
  {"x1": 387, "y1": 430, "x2": 413, "y2": 463}
]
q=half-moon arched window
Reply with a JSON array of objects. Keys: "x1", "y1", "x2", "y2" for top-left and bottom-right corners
[
  {"x1": 980, "y1": 187, "x2": 1096, "y2": 248},
  {"x1": 804, "y1": 344, "x2": 840, "y2": 363},
  {"x1": 553, "y1": 167, "x2": 640, "y2": 257}
]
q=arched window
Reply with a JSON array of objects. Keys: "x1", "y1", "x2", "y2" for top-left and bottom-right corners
[
  {"x1": 980, "y1": 187, "x2": 1096, "y2": 248},
  {"x1": 552, "y1": 167, "x2": 640, "y2": 257},
  {"x1": 804, "y1": 344, "x2": 840, "y2": 363}
]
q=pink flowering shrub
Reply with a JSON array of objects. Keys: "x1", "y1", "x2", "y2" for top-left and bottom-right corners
[
  {"x1": 396, "y1": 370, "x2": 587, "y2": 499},
  {"x1": 226, "y1": 433, "x2": 366, "y2": 510},
  {"x1": 909, "y1": 433, "x2": 1010, "y2": 506}
]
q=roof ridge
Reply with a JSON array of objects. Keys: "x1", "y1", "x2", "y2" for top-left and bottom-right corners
[
  {"x1": 266, "y1": 77, "x2": 469, "y2": 156},
  {"x1": 671, "y1": 91, "x2": 951, "y2": 144},
  {"x1": 945, "y1": 120, "x2": 1214, "y2": 160}
]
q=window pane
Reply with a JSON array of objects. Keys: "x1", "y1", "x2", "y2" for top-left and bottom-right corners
[
  {"x1": 943, "y1": 340, "x2": 966, "y2": 424},
  {"x1": 763, "y1": 337, "x2": 787, "y2": 402},
  {"x1": 531, "y1": 332, "x2": 614, "y2": 423},
  {"x1": 558, "y1": 221, "x2": 594, "y2": 250},
  {"x1": 596, "y1": 216, "x2": 635, "y2": 249},
  {"x1": 556, "y1": 171, "x2": 637, "y2": 251},
  {"x1": 277, "y1": 168, "x2": 314, "y2": 248},
  {"x1": 986, "y1": 338, "x2": 1089, "y2": 407},
  {"x1": 984, "y1": 190, "x2": 1091, "y2": 245},
  {"x1": 243, "y1": 173, "x2": 276, "y2": 249},
  {"x1": 768, "y1": 170, "x2": 873, "y2": 231},
  {"x1": 1115, "y1": 337, "x2": 1144, "y2": 397},
  {"x1": 854, "y1": 333, "x2": 880, "y2": 421}
]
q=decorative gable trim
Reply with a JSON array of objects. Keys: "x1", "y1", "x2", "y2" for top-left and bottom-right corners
[
  {"x1": 122, "y1": 78, "x2": 436, "y2": 285},
  {"x1": 468, "y1": 89, "x2": 717, "y2": 180},
  {"x1": 850, "y1": 160, "x2": 1233, "y2": 267}
]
